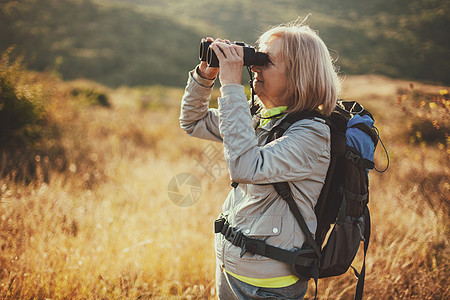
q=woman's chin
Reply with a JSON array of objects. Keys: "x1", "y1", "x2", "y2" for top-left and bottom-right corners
[{"x1": 253, "y1": 86, "x2": 263, "y2": 97}]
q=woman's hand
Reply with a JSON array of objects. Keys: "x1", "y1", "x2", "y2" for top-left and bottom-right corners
[
  {"x1": 197, "y1": 37, "x2": 220, "y2": 80},
  {"x1": 211, "y1": 41, "x2": 244, "y2": 85}
]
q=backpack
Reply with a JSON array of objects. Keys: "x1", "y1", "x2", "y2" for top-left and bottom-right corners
[
  {"x1": 268, "y1": 100, "x2": 387, "y2": 299},
  {"x1": 214, "y1": 100, "x2": 388, "y2": 299}
]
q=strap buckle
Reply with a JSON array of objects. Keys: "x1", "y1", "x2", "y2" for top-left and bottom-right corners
[
  {"x1": 240, "y1": 239, "x2": 266, "y2": 258},
  {"x1": 214, "y1": 217, "x2": 226, "y2": 233},
  {"x1": 216, "y1": 218, "x2": 245, "y2": 248},
  {"x1": 224, "y1": 226, "x2": 243, "y2": 246}
]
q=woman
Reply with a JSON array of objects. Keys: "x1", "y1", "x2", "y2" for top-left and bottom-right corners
[{"x1": 180, "y1": 21, "x2": 340, "y2": 299}]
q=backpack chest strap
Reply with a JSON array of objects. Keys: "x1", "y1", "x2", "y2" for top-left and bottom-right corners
[{"x1": 214, "y1": 217, "x2": 317, "y2": 270}]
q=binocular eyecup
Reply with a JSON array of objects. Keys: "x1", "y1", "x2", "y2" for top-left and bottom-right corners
[{"x1": 199, "y1": 41, "x2": 269, "y2": 67}]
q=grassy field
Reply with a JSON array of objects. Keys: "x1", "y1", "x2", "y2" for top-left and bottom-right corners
[{"x1": 0, "y1": 62, "x2": 448, "y2": 299}]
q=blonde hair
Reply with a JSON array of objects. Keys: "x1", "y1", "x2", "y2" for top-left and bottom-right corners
[{"x1": 257, "y1": 21, "x2": 340, "y2": 116}]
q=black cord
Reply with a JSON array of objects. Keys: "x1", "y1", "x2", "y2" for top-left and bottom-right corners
[
  {"x1": 373, "y1": 126, "x2": 390, "y2": 172},
  {"x1": 247, "y1": 66, "x2": 259, "y2": 116}
]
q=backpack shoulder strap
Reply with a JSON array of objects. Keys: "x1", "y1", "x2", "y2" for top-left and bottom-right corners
[
  {"x1": 273, "y1": 182, "x2": 322, "y2": 257},
  {"x1": 350, "y1": 122, "x2": 379, "y2": 147},
  {"x1": 268, "y1": 110, "x2": 333, "y2": 249},
  {"x1": 267, "y1": 110, "x2": 328, "y2": 257},
  {"x1": 266, "y1": 110, "x2": 327, "y2": 143}
]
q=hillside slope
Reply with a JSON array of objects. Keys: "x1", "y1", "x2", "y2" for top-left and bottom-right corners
[
  {"x1": 0, "y1": 0, "x2": 201, "y2": 86},
  {"x1": 1, "y1": 0, "x2": 448, "y2": 86}
]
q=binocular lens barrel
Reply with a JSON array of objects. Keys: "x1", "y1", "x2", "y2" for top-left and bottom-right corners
[
  {"x1": 199, "y1": 41, "x2": 269, "y2": 67},
  {"x1": 199, "y1": 41, "x2": 211, "y2": 62},
  {"x1": 207, "y1": 46, "x2": 220, "y2": 67}
]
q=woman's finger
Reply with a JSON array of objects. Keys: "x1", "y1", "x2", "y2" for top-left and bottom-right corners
[
  {"x1": 211, "y1": 43, "x2": 226, "y2": 60},
  {"x1": 219, "y1": 42, "x2": 234, "y2": 58},
  {"x1": 221, "y1": 44, "x2": 243, "y2": 62},
  {"x1": 201, "y1": 37, "x2": 215, "y2": 42},
  {"x1": 214, "y1": 38, "x2": 228, "y2": 44},
  {"x1": 230, "y1": 44, "x2": 244, "y2": 59},
  {"x1": 216, "y1": 42, "x2": 238, "y2": 59}
]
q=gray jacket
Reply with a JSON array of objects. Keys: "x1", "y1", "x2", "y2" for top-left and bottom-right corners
[{"x1": 180, "y1": 69, "x2": 331, "y2": 279}]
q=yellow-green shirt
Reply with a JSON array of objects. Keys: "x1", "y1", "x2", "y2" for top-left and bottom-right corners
[
  {"x1": 258, "y1": 106, "x2": 288, "y2": 128},
  {"x1": 225, "y1": 269, "x2": 299, "y2": 288}
]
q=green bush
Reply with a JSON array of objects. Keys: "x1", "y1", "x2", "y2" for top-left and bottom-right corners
[
  {"x1": 0, "y1": 77, "x2": 41, "y2": 146},
  {"x1": 0, "y1": 48, "x2": 61, "y2": 182},
  {"x1": 71, "y1": 88, "x2": 111, "y2": 108},
  {"x1": 0, "y1": 49, "x2": 45, "y2": 149},
  {"x1": 0, "y1": 49, "x2": 107, "y2": 186}
]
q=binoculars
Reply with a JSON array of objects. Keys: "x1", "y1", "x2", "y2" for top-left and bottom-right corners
[{"x1": 199, "y1": 41, "x2": 269, "y2": 67}]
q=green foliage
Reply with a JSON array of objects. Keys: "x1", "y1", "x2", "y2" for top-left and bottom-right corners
[
  {"x1": 0, "y1": 0, "x2": 449, "y2": 87},
  {"x1": 0, "y1": 50, "x2": 43, "y2": 149},
  {"x1": 71, "y1": 88, "x2": 111, "y2": 107},
  {"x1": 0, "y1": 48, "x2": 105, "y2": 185},
  {"x1": 0, "y1": 78, "x2": 37, "y2": 143},
  {"x1": 0, "y1": 48, "x2": 59, "y2": 182}
]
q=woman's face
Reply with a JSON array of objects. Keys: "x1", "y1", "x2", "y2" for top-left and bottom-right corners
[{"x1": 251, "y1": 37, "x2": 288, "y2": 109}]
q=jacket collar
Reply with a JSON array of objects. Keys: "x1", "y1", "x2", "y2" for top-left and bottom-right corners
[{"x1": 258, "y1": 106, "x2": 288, "y2": 129}]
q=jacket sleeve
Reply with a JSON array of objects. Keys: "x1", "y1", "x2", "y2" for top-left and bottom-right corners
[
  {"x1": 179, "y1": 68, "x2": 223, "y2": 142},
  {"x1": 218, "y1": 84, "x2": 330, "y2": 184}
]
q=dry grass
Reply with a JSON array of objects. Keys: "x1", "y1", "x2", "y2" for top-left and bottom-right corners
[{"x1": 0, "y1": 71, "x2": 448, "y2": 299}]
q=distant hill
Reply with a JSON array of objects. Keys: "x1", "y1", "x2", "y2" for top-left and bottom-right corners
[
  {"x1": 1, "y1": 0, "x2": 448, "y2": 86},
  {"x1": 0, "y1": 0, "x2": 201, "y2": 86}
]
